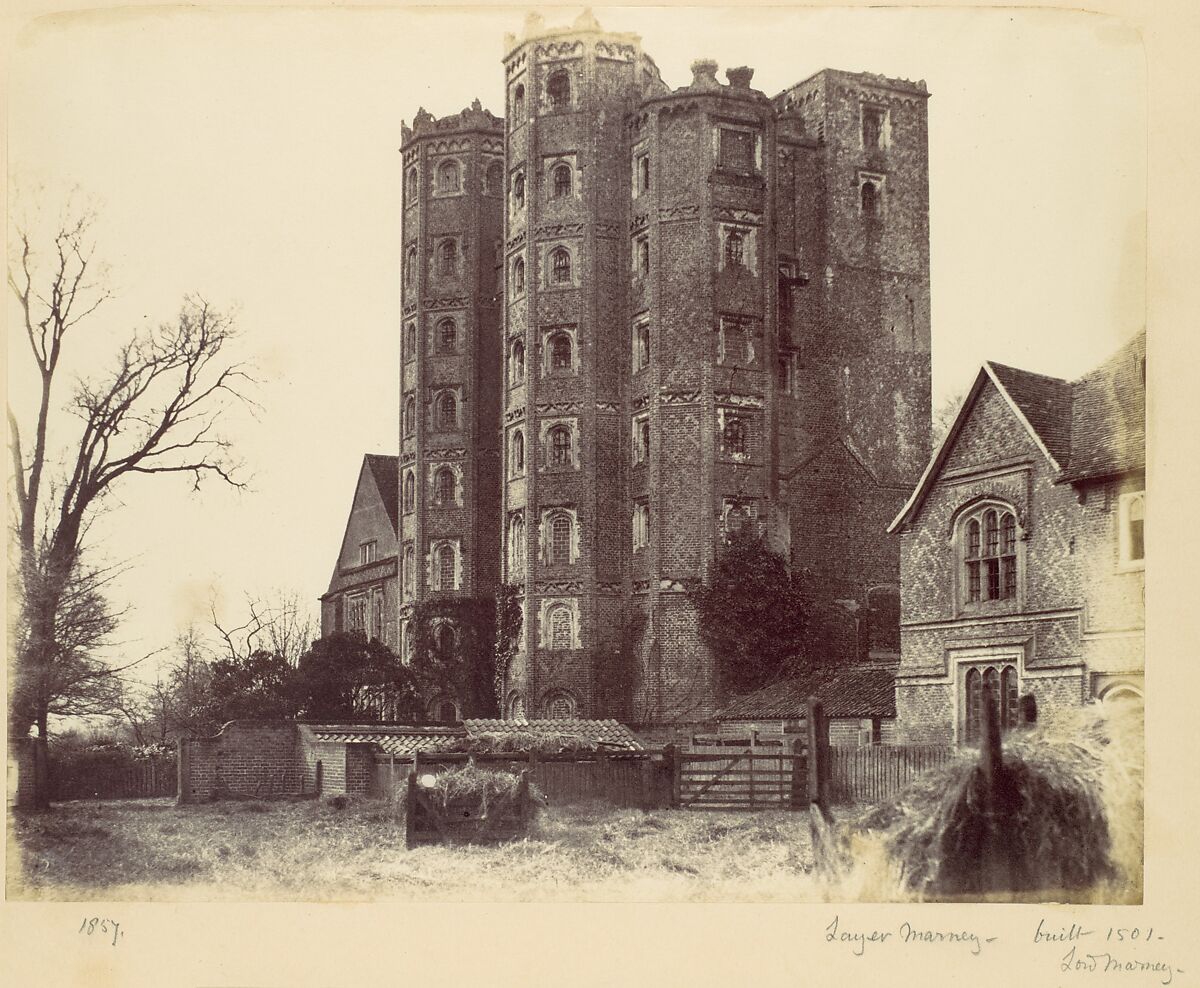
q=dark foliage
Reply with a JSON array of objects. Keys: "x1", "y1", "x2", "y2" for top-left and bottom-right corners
[
  {"x1": 292, "y1": 632, "x2": 420, "y2": 722},
  {"x1": 411, "y1": 592, "x2": 515, "y2": 718},
  {"x1": 203, "y1": 649, "x2": 295, "y2": 723},
  {"x1": 688, "y1": 530, "x2": 808, "y2": 694}
]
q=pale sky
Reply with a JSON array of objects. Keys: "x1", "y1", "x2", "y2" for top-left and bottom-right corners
[{"x1": 5, "y1": 4, "x2": 1146, "y2": 674}]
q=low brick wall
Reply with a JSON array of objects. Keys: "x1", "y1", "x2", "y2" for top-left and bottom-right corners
[{"x1": 178, "y1": 722, "x2": 306, "y2": 803}]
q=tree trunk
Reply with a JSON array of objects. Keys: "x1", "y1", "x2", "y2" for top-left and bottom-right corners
[{"x1": 33, "y1": 714, "x2": 52, "y2": 810}]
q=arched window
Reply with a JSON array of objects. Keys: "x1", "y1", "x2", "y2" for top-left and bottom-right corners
[
  {"x1": 436, "y1": 391, "x2": 457, "y2": 430},
  {"x1": 964, "y1": 663, "x2": 1020, "y2": 743},
  {"x1": 436, "y1": 699, "x2": 458, "y2": 724},
  {"x1": 512, "y1": 83, "x2": 525, "y2": 122},
  {"x1": 508, "y1": 513, "x2": 525, "y2": 576},
  {"x1": 404, "y1": 246, "x2": 418, "y2": 289},
  {"x1": 638, "y1": 238, "x2": 650, "y2": 277},
  {"x1": 404, "y1": 321, "x2": 417, "y2": 355},
  {"x1": 512, "y1": 257, "x2": 525, "y2": 295},
  {"x1": 510, "y1": 429, "x2": 525, "y2": 476},
  {"x1": 861, "y1": 179, "x2": 878, "y2": 216},
  {"x1": 435, "y1": 623, "x2": 456, "y2": 657},
  {"x1": 513, "y1": 172, "x2": 526, "y2": 210},
  {"x1": 438, "y1": 239, "x2": 457, "y2": 276},
  {"x1": 510, "y1": 340, "x2": 526, "y2": 384},
  {"x1": 549, "y1": 609, "x2": 573, "y2": 651},
  {"x1": 437, "y1": 159, "x2": 460, "y2": 193},
  {"x1": 508, "y1": 692, "x2": 526, "y2": 719},
  {"x1": 486, "y1": 160, "x2": 503, "y2": 195},
  {"x1": 434, "y1": 466, "x2": 456, "y2": 506},
  {"x1": 549, "y1": 513, "x2": 572, "y2": 564},
  {"x1": 552, "y1": 163, "x2": 572, "y2": 199},
  {"x1": 437, "y1": 318, "x2": 457, "y2": 353},
  {"x1": 403, "y1": 396, "x2": 416, "y2": 436},
  {"x1": 403, "y1": 544, "x2": 415, "y2": 594},
  {"x1": 638, "y1": 154, "x2": 651, "y2": 192},
  {"x1": 436, "y1": 544, "x2": 456, "y2": 590},
  {"x1": 549, "y1": 332, "x2": 572, "y2": 372},
  {"x1": 402, "y1": 471, "x2": 415, "y2": 513},
  {"x1": 405, "y1": 167, "x2": 418, "y2": 204},
  {"x1": 723, "y1": 417, "x2": 747, "y2": 455},
  {"x1": 725, "y1": 230, "x2": 744, "y2": 268},
  {"x1": 962, "y1": 504, "x2": 1018, "y2": 603},
  {"x1": 543, "y1": 688, "x2": 576, "y2": 716},
  {"x1": 547, "y1": 69, "x2": 570, "y2": 110},
  {"x1": 549, "y1": 425, "x2": 572, "y2": 467},
  {"x1": 550, "y1": 247, "x2": 572, "y2": 284}
]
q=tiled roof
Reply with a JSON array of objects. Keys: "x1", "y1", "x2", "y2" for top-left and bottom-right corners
[
  {"x1": 310, "y1": 725, "x2": 466, "y2": 755},
  {"x1": 890, "y1": 331, "x2": 1146, "y2": 529},
  {"x1": 1059, "y1": 332, "x2": 1146, "y2": 482},
  {"x1": 986, "y1": 362, "x2": 1074, "y2": 469},
  {"x1": 715, "y1": 665, "x2": 897, "y2": 721},
  {"x1": 365, "y1": 453, "x2": 400, "y2": 532},
  {"x1": 463, "y1": 718, "x2": 644, "y2": 750}
]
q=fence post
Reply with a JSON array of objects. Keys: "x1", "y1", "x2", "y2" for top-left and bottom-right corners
[
  {"x1": 389, "y1": 753, "x2": 396, "y2": 802},
  {"x1": 176, "y1": 740, "x2": 190, "y2": 806},
  {"x1": 790, "y1": 737, "x2": 805, "y2": 810},
  {"x1": 663, "y1": 744, "x2": 680, "y2": 808},
  {"x1": 807, "y1": 697, "x2": 830, "y2": 811}
]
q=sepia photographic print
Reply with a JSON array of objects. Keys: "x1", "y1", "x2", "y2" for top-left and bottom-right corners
[{"x1": 3, "y1": 1, "x2": 1194, "y2": 985}]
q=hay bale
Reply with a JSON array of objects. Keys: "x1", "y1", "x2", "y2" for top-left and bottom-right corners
[{"x1": 841, "y1": 703, "x2": 1142, "y2": 901}]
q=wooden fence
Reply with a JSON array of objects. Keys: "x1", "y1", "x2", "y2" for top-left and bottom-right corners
[
  {"x1": 675, "y1": 744, "x2": 804, "y2": 810},
  {"x1": 827, "y1": 744, "x2": 957, "y2": 805},
  {"x1": 52, "y1": 755, "x2": 177, "y2": 801},
  {"x1": 372, "y1": 750, "x2": 670, "y2": 810}
]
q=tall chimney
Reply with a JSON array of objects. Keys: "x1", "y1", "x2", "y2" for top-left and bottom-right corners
[
  {"x1": 690, "y1": 59, "x2": 720, "y2": 90},
  {"x1": 726, "y1": 66, "x2": 754, "y2": 89}
]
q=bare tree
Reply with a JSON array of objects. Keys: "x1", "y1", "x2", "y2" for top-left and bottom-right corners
[
  {"x1": 931, "y1": 387, "x2": 967, "y2": 447},
  {"x1": 210, "y1": 590, "x2": 316, "y2": 667},
  {"x1": 7, "y1": 202, "x2": 255, "y2": 806}
]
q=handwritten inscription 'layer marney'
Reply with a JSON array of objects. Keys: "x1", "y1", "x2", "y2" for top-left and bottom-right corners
[{"x1": 825, "y1": 915, "x2": 995, "y2": 956}]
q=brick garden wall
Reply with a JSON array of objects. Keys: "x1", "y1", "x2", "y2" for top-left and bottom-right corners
[{"x1": 178, "y1": 722, "x2": 305, "y2": 803}]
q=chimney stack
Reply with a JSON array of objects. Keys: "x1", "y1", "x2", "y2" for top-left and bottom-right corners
[
  {"x1": 726, "y1": 66, "x2": 754, "y2": 89},
  {"x1": 690, "y1": 59, "x2": 720, "y2": 90}
]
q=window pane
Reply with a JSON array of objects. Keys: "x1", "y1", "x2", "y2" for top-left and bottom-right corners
[
  {"x1": 967, "y1": 519, "x2": 980, "y2": 558},
  {"x1": 1002, "y1": 513, "x2": 1016, "y2": 554},
  {"x1": 986, "y1": 559, "x2": 1000, "y2": 600},
  {"x1": 984, "y1": 510, "x2": 998, "y2": 555},
  {"x1": 966, "y1": 669, "x2": 981, "y2": 742},
  {"x1": 968, "y1": 560, "x2": 981, "y2": 602}
]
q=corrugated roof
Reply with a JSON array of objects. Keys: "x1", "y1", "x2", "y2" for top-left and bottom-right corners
[
  {"x1": 463, "y1": 718, "x2": 644, "y2": 750},
  {"x1": 716, "y1": 665, "x2": 897, "y2": 721}
]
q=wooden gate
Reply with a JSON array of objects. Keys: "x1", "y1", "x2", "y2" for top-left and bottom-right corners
[{"x1": 675, "y1": 743, "x2": 805, "y2": 810}]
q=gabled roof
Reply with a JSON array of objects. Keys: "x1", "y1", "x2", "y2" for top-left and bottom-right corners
[
  {"x1": 364, "y1": 454, "x2": 400, "y2": 533},
  {"x1": 715, "y1": 665, "x2": 897, "y2": 721},
  {"x1": 889, "y1": 331, "x2": 1146, "y2": 531}
]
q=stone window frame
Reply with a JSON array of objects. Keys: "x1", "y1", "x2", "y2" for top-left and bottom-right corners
[
  {"x1": 404, "y1": 166, "x2": 419, "y2": 206},
  {"x1": 632, "y1": 499, "x2": 650, "y2": 552},
  {"x1": 860, "y1": 102, "x2": 891, "y2": 151},
  {"x1": 436, "y1": 237, "x2": 460, "y2": 278},
  {"x1": 430, "y1": 463, "x2": 462, "y2": 508},
  {"x1": 429, "y1": 694, "x2": 462, "y2": 724},
  {"x1": 541, "y1": 688, "x2": 578, "y2": 717},
  {"x1": 718, "y1": 223, "x2": 758, "y2": 275},
  {"x1": 721, "y1": 497, "x2": 760, "y2": 539},
  {"x1": 544, "y1": 242, "x2": 578, "y2": 290},
  {"x1": 508, "y1": 337, "x2": 527, "y2": 387},
  {"x1": 507, "y1": 691, "x2": 527, "y2": 719},
  {"x1": 484, "y1": 158, "x2": 504, "y2": 196},
  {"x1": 631, "y1": 234, "x2": 650, "y2": 278},
  {"x1": 431, "y1": 388, "x2": 461, "y2": 432},
  {"x1": 400, "y1": 619, "x2": 414, "y2": 664},
  {"x1": 429, "y1": 539, "x2": 462, "y2": 592},
  {"x1": 510, "y1": 254, "x2": 526, "y2": 299},
  {"x1": 636, "y1": 151, "x2": 651, "y2": 196},
  {"x1": 632, "y1": 315, "x2": 651, "y2": 373},
  {"x1": 402, "y1": 469, "x2": 416, "y2": 514},
  {"x1": 1117, "y1": 491, "x2": 1146, "y2": 572},
  {"x1": 511, "y1": 169, "x2": 527, "y2": 215},
  {"x1": 952, "y1": 498, "x2": 1025, "y2": 617},
  {"x1": 435, "y1": 315, "x2": 459, "y2": 355},
  {"x1": 404, "y1": 321, "x2": 417, "y2": 361},
  {"x1": 777, "y1": 350, "x2": 796, "y2": 396},
  {"x1": 858, "y1": 171, "x2": 886, "y2": 218},
  {"x1": 508, "y1": 426, "x2": 526, "y2": 478},
  {"x1": 718, "y1": 409, "x2": 750, "y2": 461},
  {"x1": 402, "y1": 543, "x2": 415, "y2": 598},
  {"x1": 714, "y1": 122, "x2": 762, "y2": 176},
  {"x1": 358, "y1": 540, "x2": 377, "y2": 566},
  {"x1": 403, "y1": 395, "x2": 417, "y2": 437},
  {"x1": 344, "y1": 591, "x2": 368, "y2": 634},
  {"x1": 507, "y1": 510, "x2": 526, "y2": 578},
  {"x1": 543, "y1": 65, "x2": 576, "y2": 114},
  {"x1": 433, "y1": 157, "x2": 464, "y2": 197},
  {"x1": 540, "y1": 417, "x2": 580, "y2": 472},
  {"x1": 716, "y1": 315, "x2": 758, "y2": 368},
  {"x1": 541, "y1": 325, "x2": 579, "y2": 378},
  {"x1": 948, "y1": 645, "x2": 1028, "y2": 745},
  {"x1": 539, "y1": 506, "x2": 580, "y2": 566},
  {"x1": 404, "y1": 245, "x2": 419, "y2": 291},
  {"x1": 631, "y1": 413, "x2": 650, "y2": 466},
  {"x1": 547, "y1": 157, "x2": 577, "y2": 201},
  {"x1": 510, "y1": 81, "x2": 526, "y2": 128},
  {"x1": 537, "y1": 597, "x2": 581, "y2": 650}
]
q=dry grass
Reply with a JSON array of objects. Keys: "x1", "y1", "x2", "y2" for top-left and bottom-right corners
[{"x1": 8, "y1": 796, "x2": 818, "y2": 902}]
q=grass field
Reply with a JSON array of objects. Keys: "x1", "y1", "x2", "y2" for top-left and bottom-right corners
[{"x1": 8, "y1": 796, "x2": 820, "y2": 902}]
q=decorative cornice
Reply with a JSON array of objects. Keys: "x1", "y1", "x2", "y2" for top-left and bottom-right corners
[
  {"x1": 714, "y1": 207, "x2": 763, "y2": 226},
  {"x1": 532, "y1": 580, "x2": 583, "y2": 595},
  {"x1": 658, "y1": 203, "x2": 700, "y2": 223},
  {"x1": 660, "y1": 390, "x2": 702, "y2": 406},
  {"x1": 425, "y1": 296, "x2": 469, "y2": 311},
  {"x1": 426, "y1": 448, "x2": 466, "y2": 460},
  {"x1": 504, "y1": 408, "x2": 527, "y2": 424},
  {"x1": 534, "y1": 40, "x2": 584, "y2": 60},
  {"x1": 630, "y1": 213, "x2": 650, "y2": 233},
  {"x1": 595, "y1": 401, "x2": 619, "y2": 414},
  {"x1": 595, "y1": 41, "x2": 635, "y2": 62},
  {"x1": 715, "y1": 392, "x2": 765, "y2": 409},
  {"x1": 535, "y1": 223, "x2": 585, "y2": 239},
  {"x1": 534, "y1": 401, "x2": 580, "y2": 415}
]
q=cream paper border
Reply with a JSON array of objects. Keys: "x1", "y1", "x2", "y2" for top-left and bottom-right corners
[{"x1": 2, "y1": 1, "x2": 1197, "y2": 985}]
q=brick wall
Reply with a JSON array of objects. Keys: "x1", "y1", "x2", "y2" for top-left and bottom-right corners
[{"x1": 178, "y1": 722, "x2": 305, "y2": 803}]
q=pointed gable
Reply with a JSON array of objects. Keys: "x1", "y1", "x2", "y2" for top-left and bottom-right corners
[
  {"x1": 325, "y1": 454, "x2": 400, "y2": 594},
  {"x1": 364, "y1": 453, "x2": 400, "y2": 532},
  {"x1": 985, "y1": 362, "x2": 1073, "y2": 470}
]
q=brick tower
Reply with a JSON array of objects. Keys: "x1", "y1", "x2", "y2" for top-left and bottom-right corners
[{"x1": 398, "y1": 102, "x2": 505, "y2": 718}]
